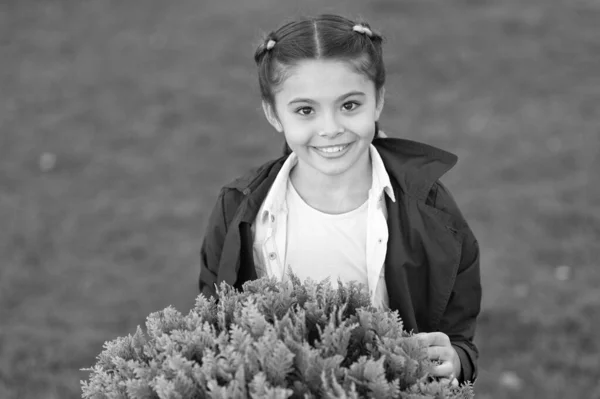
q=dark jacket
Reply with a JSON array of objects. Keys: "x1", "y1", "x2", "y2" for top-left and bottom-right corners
[{"x1": 199, "y1": 137, "x2": 482, "y2": 383}]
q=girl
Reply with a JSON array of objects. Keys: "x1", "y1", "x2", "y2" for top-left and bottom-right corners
[{"x1": 199, "y1": 14, "x2": 481, "y2": 385}]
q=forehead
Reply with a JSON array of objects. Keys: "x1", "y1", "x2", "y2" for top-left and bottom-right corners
[{"x1": 277, "y1": 59, "x2": 375, "y2": 100}]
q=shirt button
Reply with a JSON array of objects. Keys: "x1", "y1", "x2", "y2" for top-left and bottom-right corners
[
  {"x1": 268, "y1": 252, "x2": 277, "y2": 260},
  {"x1": 378, "y1": 238, "x2": 383, "y2": 243},
  {"x1": 243, "y1": 188, "x2": 251, "y2": 196}
]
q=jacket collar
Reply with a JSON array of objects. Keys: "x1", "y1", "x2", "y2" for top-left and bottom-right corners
[
  {"x1": 372, "y1": 137, "x2": 458, "y2": 200},
  {"x1": 224, "y1": 138, "x2": 457, "y2": 202}
]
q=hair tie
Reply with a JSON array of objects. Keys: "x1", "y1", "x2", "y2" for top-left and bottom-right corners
[
  {"x1": 352, "y1": 25, "x2": 373, "y2": 37},
  {"x1": 266, "y1": 39, "x2": 276, "y2": 50}
]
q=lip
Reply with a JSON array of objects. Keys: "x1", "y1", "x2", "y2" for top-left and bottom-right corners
[
  {"x1": 313, "y1": 143, "x2": 352, "y2": 149},
  {"x1": 311, "y1": 142, "x2": 354, "y2": 158}
]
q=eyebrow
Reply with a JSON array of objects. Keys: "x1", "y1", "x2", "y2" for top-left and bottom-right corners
[{"x1": 287, "y1": 91, "x2": 366, "y2": 106}]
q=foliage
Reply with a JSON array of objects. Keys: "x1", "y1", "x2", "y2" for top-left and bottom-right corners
[{"x1": 81, "y1": 275, "x2": 474, "y2": 398}]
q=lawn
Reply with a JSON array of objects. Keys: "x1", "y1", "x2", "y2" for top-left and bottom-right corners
[{"x1": 1, "y1": 0, "x2": 599, "y2": 398}]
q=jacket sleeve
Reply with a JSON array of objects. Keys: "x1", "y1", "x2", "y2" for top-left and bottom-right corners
[
  {"x1": 429, "y1": 181, "x2": 482, "y2": 384},
  {"x1": 199, "y1": 189, "x2": 228, "y2": 300}
]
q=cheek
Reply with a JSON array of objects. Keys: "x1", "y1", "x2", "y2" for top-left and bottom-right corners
[
  {"x1": 278, "y1": 116, "x2": 312, "y2": 144},
  {"x1": 274, "y1": 106, "x2": 301, "y2": 129},
  {"x1": 349, "y1": 113, "x2": 377, "y2": 136}
]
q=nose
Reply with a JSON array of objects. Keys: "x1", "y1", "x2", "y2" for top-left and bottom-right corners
[{"x1": 319, "y1": 111, "x2": 343, "y2": 137}]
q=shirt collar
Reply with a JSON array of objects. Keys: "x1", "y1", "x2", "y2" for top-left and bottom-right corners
[
  {"x1": 369, "y1": 143, "x2": 396, "y2": 204},
  {"x1": 259, "y1": 151, "x2": 298, "y2": 224},
  {"x1": 259, "y1": 144, "x2": 396, "y2": 224}
]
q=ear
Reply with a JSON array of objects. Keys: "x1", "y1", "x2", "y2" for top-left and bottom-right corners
[
  {"x1": 262, "y1": 101, "x2": 283, "y2": 133},
  {"x1": 375, "y1": 87, "x2": 385, "y2": 121}
]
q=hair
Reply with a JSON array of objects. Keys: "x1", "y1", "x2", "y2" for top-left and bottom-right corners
[{"x1": 253, "y1": 14, "x2": 386, "y2": 156}]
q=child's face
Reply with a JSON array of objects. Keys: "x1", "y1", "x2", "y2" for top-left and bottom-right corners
[{"x1": 263, "y1": 59, "x2": 384, "y2": 179}]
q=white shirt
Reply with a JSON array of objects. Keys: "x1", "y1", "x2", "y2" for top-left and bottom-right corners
[
  {"x1": 251, "y1": 144, "x2": 397, "y2": 309},
  {"x1": 284, "y1": 177, "x2": 369, "y2": 287}
]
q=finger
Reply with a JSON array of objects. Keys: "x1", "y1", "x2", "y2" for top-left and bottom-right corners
[
  {"x1": 415, "y1": 332, "x2": 451, "y2": 347},
  {"x1": 427, "y1": 332, "x2": 451, "y2": 347},
  {"x1": 427, "y1": 346, "x2": 453, "y2": 361},
  {"x1": 413, "y1": 332, "x2": 431, "y2": 347},
  {"x1": 437, "y1": 377, "x2": 459, "y2": 387},
  {"x1": 414, "y1": 332, "x2": 438, "y2": 346},
  {"x1": 431, "y1": 361, "x2": 454, "y2": 378}
]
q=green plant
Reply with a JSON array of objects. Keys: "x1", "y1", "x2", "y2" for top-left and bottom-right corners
[{"x1": 81, "y1": 275, "x2": 474, "y2": 398}]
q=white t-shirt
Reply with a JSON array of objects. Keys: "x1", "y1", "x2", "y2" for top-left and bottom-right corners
[{"x1": 283, "y1": 178, "x2": 369, "y2": 287}]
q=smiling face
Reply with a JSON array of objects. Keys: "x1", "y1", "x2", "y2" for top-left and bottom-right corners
[{"x1": 263, "y1": 59, "x2": 384, "y2": 183}]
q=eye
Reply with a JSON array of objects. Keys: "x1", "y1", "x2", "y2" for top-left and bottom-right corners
[
  {"x1": 295, "y1": 106, "x2": 314, "y2": 116},
  {"x1": 342, "y1": 101, "x2": 360, "y2": 111}
]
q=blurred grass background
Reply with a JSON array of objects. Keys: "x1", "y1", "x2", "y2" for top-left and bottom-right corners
[{"x1": 1, "y1": 0, "x2": 599, "y2": 398}]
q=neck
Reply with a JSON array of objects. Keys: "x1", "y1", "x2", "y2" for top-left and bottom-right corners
[{"x1": 290, "y1": 149, "x2": 372, "y2": 200}]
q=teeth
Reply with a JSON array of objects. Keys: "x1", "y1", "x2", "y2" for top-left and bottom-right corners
[{"x1": 317, "y1": 145, "x2": 347, "y2": 153}]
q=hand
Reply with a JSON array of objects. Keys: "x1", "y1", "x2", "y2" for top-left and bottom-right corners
[{"x1": 415, "y1": 332, "x2": 461, "y2": 384}]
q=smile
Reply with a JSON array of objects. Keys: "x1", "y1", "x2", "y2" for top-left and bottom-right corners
[
  {"x1": 313, "y1": 144, "x2": 350, "y2": 153},
  {"x1": 311, "y1": 142, "x2": 354, "y2": 158}
]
